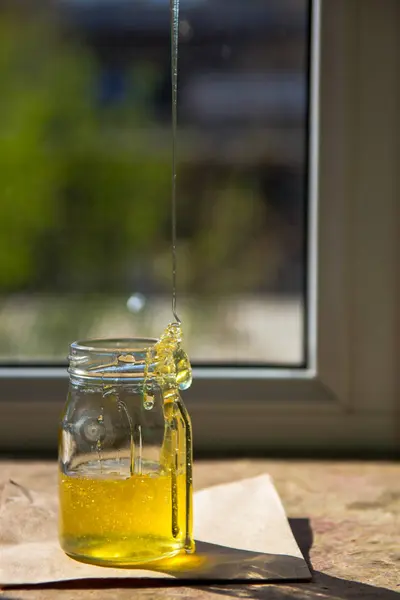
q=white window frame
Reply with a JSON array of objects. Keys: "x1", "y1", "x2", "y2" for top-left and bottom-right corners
[{"x1": 0, "y1": 0, "x2": 399, "y2": 454}]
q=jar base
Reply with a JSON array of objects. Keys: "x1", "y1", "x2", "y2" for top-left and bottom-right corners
[{"x1": 61, "y1": 535, "x2": 188, "y2": 567}]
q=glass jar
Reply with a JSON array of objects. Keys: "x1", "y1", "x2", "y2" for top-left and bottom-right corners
[{"x1": 59, "y1": 330, "x2": 194, "y2": 566}]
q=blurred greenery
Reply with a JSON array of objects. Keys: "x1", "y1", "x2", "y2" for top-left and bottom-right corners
[
  {"x1": 0, "y1": 3, "x2": 286, "y2": 298},
  {"x1": 0, "y1": 7, "x2": 171, "y2": 294}
]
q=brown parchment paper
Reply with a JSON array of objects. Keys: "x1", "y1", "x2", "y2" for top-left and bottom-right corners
[{"x1": 0, "y1": 474, "x2": 311, "y2": 585}]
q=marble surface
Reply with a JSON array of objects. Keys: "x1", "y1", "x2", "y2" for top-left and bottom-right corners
[{"x1": 0, "y1": 459, "x2": 399, "y2": 599}]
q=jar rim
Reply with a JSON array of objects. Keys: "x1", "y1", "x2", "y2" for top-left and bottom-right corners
[
  {"x1": 68, "y1": 337, "x2": 160, "y2": 382},
  {"x1": 70, "y1": 337, "x2": 158, "y2": 354}
]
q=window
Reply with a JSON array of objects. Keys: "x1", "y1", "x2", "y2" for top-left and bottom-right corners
[
  {"x1": 0, "y1": 0, "x2": 399, "y2": 454},
  {"x1": 0, "y1": 0, "x2": 309, "y2": 366}
]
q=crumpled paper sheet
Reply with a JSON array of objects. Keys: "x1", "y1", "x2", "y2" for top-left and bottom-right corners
[{"x1": 0, "y1": 474, "x2": 311, "y2": 585}]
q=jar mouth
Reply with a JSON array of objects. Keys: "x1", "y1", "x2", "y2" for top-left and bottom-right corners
[
  {"x1": 70, "y1": 338, "x2": 158, "y2": 354},
  {"x1": 68, "y1": 337, "x2": 159, "y2": 382}
]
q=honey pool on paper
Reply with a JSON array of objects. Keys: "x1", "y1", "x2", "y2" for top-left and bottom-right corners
[{"x1": 59, "y1": 466, "x2": 187, "y2": 565}]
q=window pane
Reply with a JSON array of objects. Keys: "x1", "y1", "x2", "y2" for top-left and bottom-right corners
[{"x1": 0, "y1": 0, "x2": 309, "y2": 365}]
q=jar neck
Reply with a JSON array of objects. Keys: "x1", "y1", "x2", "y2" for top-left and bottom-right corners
[{"x1": 68, "y1": 331, "x2": 192, "y2": 392}]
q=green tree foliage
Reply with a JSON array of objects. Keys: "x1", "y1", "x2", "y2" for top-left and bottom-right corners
[{"x1": 0, "y1": 8, "x2": 171, "y2": 292}]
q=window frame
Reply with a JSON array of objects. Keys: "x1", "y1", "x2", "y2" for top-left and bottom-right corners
[{"x1": 0, "y1": 0, "x2": 399, "y2": 454}]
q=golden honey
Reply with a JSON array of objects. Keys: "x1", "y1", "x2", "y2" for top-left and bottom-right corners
[{"x1": 59, "y1": 468, "x2": 188, "y2": 565}]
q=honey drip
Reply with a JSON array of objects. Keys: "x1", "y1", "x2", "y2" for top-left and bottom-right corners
[
  {"x1": 149, "y1": 321, "x2": 192, "y2": 396},
  {"x1": 143, "y1": 321, "x2": 194, "y2": 552}
]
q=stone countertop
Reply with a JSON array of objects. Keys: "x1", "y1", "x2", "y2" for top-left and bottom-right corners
[{"x1": 0, "y1": 459, "x2": 399, "y2": 600}]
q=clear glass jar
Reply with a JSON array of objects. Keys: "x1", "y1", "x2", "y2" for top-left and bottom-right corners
[{"x1": 59, "y1": 330, "x2": 194, "y2": 566}]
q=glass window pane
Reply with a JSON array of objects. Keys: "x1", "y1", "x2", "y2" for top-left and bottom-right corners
[{"x1": 0, "y1": 0, "x2": 309, "y2": 366}]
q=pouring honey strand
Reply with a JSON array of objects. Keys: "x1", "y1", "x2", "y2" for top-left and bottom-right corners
[{"x1": 170, "y1": 0, "x2": 180, "y2": 325}]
